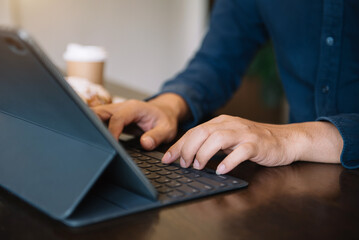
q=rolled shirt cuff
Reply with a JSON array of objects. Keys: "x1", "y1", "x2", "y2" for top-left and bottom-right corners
[{"x1": 317, "y1": 114, "x2": 359, "y2": 169}]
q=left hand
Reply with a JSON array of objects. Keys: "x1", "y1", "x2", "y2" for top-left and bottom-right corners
[{"x1": 161, "y1": 114, "x2": 342, "y2": 174}]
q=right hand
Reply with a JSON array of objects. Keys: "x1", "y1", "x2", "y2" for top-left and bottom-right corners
[{"x1": 92, "y1": 93, "x2": 189, "y2": 150}]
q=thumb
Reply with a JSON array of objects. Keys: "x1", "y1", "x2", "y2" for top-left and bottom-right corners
[{"x1": 140, "y1": 125, "x2": 175, "y2": 150}]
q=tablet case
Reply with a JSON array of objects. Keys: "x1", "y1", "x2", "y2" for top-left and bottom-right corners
[{"x1": 0, "y1": 27, "x2": 157, "y2": 223}]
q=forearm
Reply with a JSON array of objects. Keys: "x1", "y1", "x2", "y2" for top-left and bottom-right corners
[
  {"x1": 158, "y1": 0, "x2": 268, "y2": 128},
  {"x1": 289, "y1": 121, "x2": 343, "y2": 164}
]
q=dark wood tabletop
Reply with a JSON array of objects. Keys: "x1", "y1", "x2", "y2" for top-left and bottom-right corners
[{"x1": 0, "y1": 155, "x2": 358, "y2": 240}]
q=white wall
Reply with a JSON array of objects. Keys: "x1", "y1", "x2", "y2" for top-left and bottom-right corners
[
  {"x1": 10, "y1": 0, "x2": 208, "y2": 94},
  {"x1": 0, "y1": 0, "x2": 16, "y2": 25}
]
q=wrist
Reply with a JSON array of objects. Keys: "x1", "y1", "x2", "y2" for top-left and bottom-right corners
[
  {"x1": 149, "y1": 93, "x2": 190, "y2": 122},
  {"x1": 288, "y1": 123, "x2": 312, "y2": 162},
  {"x1": 289, "y1": 122, "x2": 342, "y2": 164}
]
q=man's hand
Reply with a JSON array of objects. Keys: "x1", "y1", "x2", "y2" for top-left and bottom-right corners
[
  {"x1": 162, "y1": 115, "x2": 343, "y2": 174},
  {"x1": 92, "y1": 93, "x2": 189, "y2": 150}
]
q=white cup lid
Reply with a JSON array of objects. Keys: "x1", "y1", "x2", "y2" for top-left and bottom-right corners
[{"x1": 63, "y1": 43, "x2": 107, "y2": 62}]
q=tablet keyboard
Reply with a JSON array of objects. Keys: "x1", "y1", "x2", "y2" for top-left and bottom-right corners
[{"x1": 127, "y1": 148, "x2": 246, "y2": 203}]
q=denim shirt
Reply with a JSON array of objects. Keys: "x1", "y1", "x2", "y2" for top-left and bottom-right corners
[{"x1": 158, "y1": 0, "x2": 359, "y2": 169}]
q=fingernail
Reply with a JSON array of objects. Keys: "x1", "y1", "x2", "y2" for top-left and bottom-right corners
[
  {"x1": 216, "y1": 164, "x2": 226, "y2": 175},
  {"x1": 180, "y1": 157, "x2": 186, "y2": 168},
  {"x1": 142, "y1": 136, "x2": 154, "y2": 149},
  {"x1": 193, "y1": 159, "x2": 200, "y2": 169},
  {"x1": 162, "y1": 152, "x2": 171, "y2": 163}
]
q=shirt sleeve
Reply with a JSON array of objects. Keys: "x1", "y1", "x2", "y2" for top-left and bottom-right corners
[
  {"x1": 157, "y1": 0, "x2": 269, "y2": 129},
  {"x1": 317, "y1": 114, "x2": 359, "y2": 169}
]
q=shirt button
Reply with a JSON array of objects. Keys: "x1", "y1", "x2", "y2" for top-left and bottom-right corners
[
  {"x1": 326, "y1": 36, "x2": 334, "y2": 46},
  {"x1": 322, "y1": 85, "x2": 330, "y2": 93}
]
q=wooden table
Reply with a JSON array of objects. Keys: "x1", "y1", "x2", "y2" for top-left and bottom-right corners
[{"x1": 0, "y1": 157, "x2": 358, "y2": 239}]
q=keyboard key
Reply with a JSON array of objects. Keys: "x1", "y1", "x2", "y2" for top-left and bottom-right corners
[
  {"x1": 167, "y1": 173, "x2": 182, "y2": 180},
  {"x1": 210, "y1": 175, "x2": 228, "y2": 181},
  {"x1": 141, "y1": 170, "x2": 150, "y2": 175},
  {"x1": 167, "y1": 190, "x2": 185, "y2": 198},
  {"x1": 129, "y1": 152, "x2": 142, "y2": 158},
  {"x1": 230, "y1": 180, "x2": 240, "y2": 185},
  {"x1": 184, "y1": 172, "x2": 202, "y2": 178},
  {"x1": 166, "y1": 181, "x2": 182, "y2": 188},
  {"x1": 141, "y1": 163, "x2": 152, "y2": 168},
  {"x1": 157, "y1": 170, "x2": 172, "y2": 176},
  {"x1": 157, "y1": 186, "x2": 173, "y2": 194},
  {"x1": 177, "y1": 177, "x2": 193, "y2": 184},
  {"x1": 177, "y1": 185, "x2": 199, "y2": 194},
  {"x1": 148, "y1": 159, "x2": 161, "y2": 164},
  {"x1": 138, "y1": 156, "x2": 151, "y2": 161},
  {"x1": 140, "y1": 150, "x2": 164, "y2": 160},
  {"x1": 155, "y1": 177, "x2": 171, "y2": 184},
  {"x1": 196, "y1": 177, "x2": 227, "y2": 188},
  {"x1": 134, "y1": 159, "x2": 143, "y2": 165},
  {"x1": 155, "y1": 163, "x2": 169, "y2": 168},
  {"x1": 146, "y1": 173, "x2": 161, "y2": 180},
  {"x1": 155, "y1": 162, "x2": 167, "y2": 168},
  {"x1": 165, "y1": 165, "x2": 180, "y2": 171},
  {"x1": 147, "y1": 166, "x2": 161, "y2": 172},
  {"x1": 153, "y1": 183, "x2": 162, "y2": 188},
  {"x1": 175, "y1": 169, "x2": 190, "y2": 175},
  {"x1": 189, "y1": 181, "x2": 213, "y2": 192}
]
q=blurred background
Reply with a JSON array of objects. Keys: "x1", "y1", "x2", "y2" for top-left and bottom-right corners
[
  {"x1": 0, "y1": 0, "x2": 287, "y2": 124},
  {"x1": 0, "y1": 0, "x2": 207, "y2": 95}
]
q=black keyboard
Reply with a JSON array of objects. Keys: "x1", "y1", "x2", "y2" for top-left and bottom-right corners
[{"x1": 127, "y1": 148, "x2": 247, "y2": 203}]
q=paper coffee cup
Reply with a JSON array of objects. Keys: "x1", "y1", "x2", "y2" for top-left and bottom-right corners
[{"x1": 63, "y1": 43, "x2": 107, "y2": 85}]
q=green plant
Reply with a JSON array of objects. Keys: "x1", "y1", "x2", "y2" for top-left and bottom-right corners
[{"x1": 246, "y1": 43, "x2": 283, "y2": 108}]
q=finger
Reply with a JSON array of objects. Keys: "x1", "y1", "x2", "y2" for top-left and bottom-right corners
[
  {"x1": 162, "y1": 134, "x2": 187, "y2": 166},
  {"x1": 107, "y1": 105, "x2": 139, "y2": 140},
  {"x1": 92, "y1": 106, "x2": 112, "y2": 121},
  {"x1": 179, "y1": 125, "x2": 214, "y2": 168},
  {"x1": 163, "y1": 123, "x2": 219, "y2": 167},
  {"x1": 179, "y1": 123, "x2": 222, "y2": 168},
  {"x1": 194, "y1": 130, "x2": 237, "y2": 170},
  {"x1": 140, "y1": 124, "x2": 175, "y2": 151},
  {"x1": 216, "y1": 142, "x2": 257, "y2": 175},
  {"x1": 92, "y1": 104, "x2": 122, "y2": 121},
  {"x1": 206, "y1": 114, "x2": 232, "y2": 124}
]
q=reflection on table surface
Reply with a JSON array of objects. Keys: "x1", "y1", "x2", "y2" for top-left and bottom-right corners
[{"x1": 0, "y1": 161, "x2": 358, "y2": 240}]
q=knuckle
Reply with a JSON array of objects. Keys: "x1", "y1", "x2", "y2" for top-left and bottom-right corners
[
  {"x1": 110, "y1": 113, "x2": 123, "y2": 122},
  {"x1": 167, "y1": 142, "x2": 181, "y2": 156},
  {"x1": 125, "y1": 99, "x2": 141, "y2": 107},
  {"x1": 159, "y1": 121, "x2": 171, "y2": 132},
  {"x1": 195, "y1": 152, "x2": 207, "y2": 164},
  {"x1": 264, "y1": 128, "x2": 273, "y2": 137},
  {"x1": 167, "y1": 144, "x2": 177, "y2": 154},
  {"x1": 91, "y1": 106, "x2": 100, "y2": 112},
  {"x1": 217, "y1": 114, "x2": 229, "y2": 121},
  {"x1": 180, "y1": 148, "x2": 191, "y2": 162},
  {"x1": 249, "y1": 133, "x2": 260, "y2": 142},
  {"x1": 184, "y1": 128, "x2": 194, "y2": 138},
  {"x1": 241, "y1": 123, "x2": 251, "y2": 131},
  {"x1": 164, "y1": 120, "x2": 177, "y2": 131},
  {"x1": 195, "y1": 125, "x2": 210, "y2": 137},
  {"x1": 211, "y1": 130, "x2": 226, "y2": 142}
]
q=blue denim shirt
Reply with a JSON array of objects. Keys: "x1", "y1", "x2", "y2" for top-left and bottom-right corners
[{"x1": 158, "y1": 0, "x2": 359, "y2": 169}]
